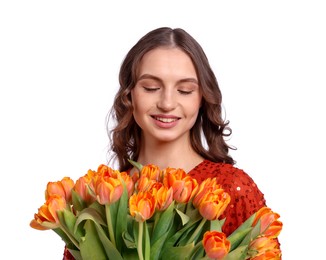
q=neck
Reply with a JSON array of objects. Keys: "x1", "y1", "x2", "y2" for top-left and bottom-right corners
[{"x1": 136, "y1": 137, "x2": 204, "y2": 173}]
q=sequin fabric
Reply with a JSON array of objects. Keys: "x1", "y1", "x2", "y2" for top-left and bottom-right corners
[{"x1": 188, "y1": 160, "x2": 266, "y2": 236}]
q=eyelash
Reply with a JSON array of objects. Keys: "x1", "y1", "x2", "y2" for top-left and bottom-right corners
[
  {"x1": 143, "y1": 87, "x2": 159, "y2": 92},
  {"x1": 178, "y1": 90, "x2": 193, "y2": 95},
  {"x1": 143, "y1": 87, "x2": 193, "y2": 95}
]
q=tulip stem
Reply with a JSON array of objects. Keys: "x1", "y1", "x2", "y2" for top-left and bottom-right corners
[
  {"x1": 105, "y1": 204, "x2": 116, "y2": 247},
  {"x1": 185, "y1": 218, "x2": 207, "y2": 245},
  {"x1": 137, "y1": 221, "x2": 144, "y2": 260}
]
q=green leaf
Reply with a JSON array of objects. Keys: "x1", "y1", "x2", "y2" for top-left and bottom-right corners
[
  {"x1": 161, "y1": 242, "x2": 195, "y2": 259},
  {"x1": 122, "y1": 230, "x2": 136, "y2": 249},
  {"x1": 89, "y1": 200, "x2": 106, "y2": 216},
  {"x1": 94, "y1": 219, "x2": 124, "y2": 260},
  {"x1": 228, "y1": 227, "x2": 252, "y2": 251},
  {"x1": 128, "y1": 159, "x2": 143, "y2": 172},
  {"x1": 175, "y1": 207, "x2": 190, "y2": 225},
  {"x1": 150, "y1": 231, "x2": 170, "y2": 260},
  {"x1": 230, "y1": 211, "x2": 255, "y2": 234},
  {"x1": 121, "y1": 250, "x2": 139, "y2": 260},
  {"x1": 62, "y1": 209, "x2": 79, "y2": 238},
  {"x1": 71, "y1": 189, "x2": 87, "y2": 212},
  {"x1": 210, "y1": 219, "x2": 225, "y2": 232},
  {"x1": 248, "y1": 218, "x2": 262, "y2": 240},
  {"x1": 74, "y1": 207, "x2": 107, "y2": 234},
  {"x1": 57, "y1": 210, "x2": 65, "y2": 227},
  {"x1": 53, "y1": 227, "x2": 74, "y2": 246},
  {"x1": 162, "y1": 214, "x2": 201, "y2": 250},
  {"x1": 77, "y1": 214, "x2": 124, "y2": 260},
  {"x1": 79, "y1": 220, "x2": 107, "y2": 260},
  {"x1": 133, "y1": 220, "x2": 140, "y2": 251},
  {"x1": 188, "y1": 240, "x2": 205, "y2": 259},
  {"x1": 225, "y1": 245, "x2": 248, "y2": 260},
  {"x1": 151, "y1": 201, "x2": 175, "y2": 245},
  {"x1": 178, "y1": 218, "x2": 208, "y2": 247},
  {"x1": 108, "y1": 197, "x2": 119, "y2": 228},
  {"x1": 115, "y1": 180, "x2": 129, "y2": 251},
  {"x1": 227, "y1": 212, "x2": 256, "y2": 251},
  {"x1": 56, "y1": 210, "x2": 80, "y2": 248}
]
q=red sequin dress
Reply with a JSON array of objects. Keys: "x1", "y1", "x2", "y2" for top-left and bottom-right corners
[{"x1": 63, "y1": 160, "x2": 276, "y2": 259}]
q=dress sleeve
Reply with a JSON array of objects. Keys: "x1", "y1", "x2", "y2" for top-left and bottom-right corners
[
  {"x1": 188, "y1": 161, "x2": 266, "y2": 235},
  {"x1": 216, "y1": 165, "x2": 266, "y2": 235},
  {"x1": 189, "y1": 161, "x2": 281, "y2": 258}
]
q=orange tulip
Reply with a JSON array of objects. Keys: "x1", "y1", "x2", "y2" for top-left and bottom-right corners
[
  {"x1": 95, "y1": 176, "x2": 123, "y2": 205},
  {"x1": 74, "y1": 170, "x2": 97, "y2": 204},
  {"x1": 249, "y1": 237, "x2": 282, "y2": 260},
  {"x1": 45, "y1": 177, "x2": 74, "y2": 203},
  {"x1": 203, "y1": 231, "x2": 230, "y2": 259},
  {"x1": 97, "y1": 164, "x2": 121, "y2": 178},
  {"x1": 120, "y1": 171, "x2": 135, "y2": 198},
  {"x1": 196, "y1": 189, "x2": 230, "y2": 221},
  {"x1": 163, "y1": 167, "x2": 187, "y2": 187},
  {"x1": 251, "y1": 250, "x2": 282, "y2": 260},
  {"x1": 163, "y1": 168, "x2": 198, "y2": 203},
  {"x1": 129, "y1": 191, "x2": 156, "y2": 222},
  {"x1": 137, "y1": 164, "x2": 161, "y2": 191},
  {"x1": 193, "y1": 178, "x2": 223, "y2": 207},
  {"x1": 30, "y1": 195, "x2": 67, "y2": 230},
  {"x1": 141, "y1": 164, "x2": 161, "y2": 181},
  {"x1": 149, "y1": 182, "x2": 173, "y2": 211},
  {"x1": 252, "y1": 207, "x2": 283, "y2": 238}
]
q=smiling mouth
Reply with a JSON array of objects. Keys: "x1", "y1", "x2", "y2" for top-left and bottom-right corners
[{"x1": 152, "y1": 116, "x2": 179, "y2": 123}]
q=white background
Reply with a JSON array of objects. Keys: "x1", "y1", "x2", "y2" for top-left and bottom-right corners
[{"x1": 1, "y1": 1, "x2": 325, "y2": 259}]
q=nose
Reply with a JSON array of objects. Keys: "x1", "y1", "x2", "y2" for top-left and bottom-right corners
[{"x1": 157, "y1": 88, "x2": 177, "y2": 111}]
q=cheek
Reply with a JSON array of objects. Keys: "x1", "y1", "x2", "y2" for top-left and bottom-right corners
[
  {"x1": 131, "y1": 91, "x2": 141, "y2": 114},
  {"x1": 188, "y1": 97, "x2": 202, "y2": 116},
  {"x1": 131, "y1": 92, "x2": 147, "y2": 125}
]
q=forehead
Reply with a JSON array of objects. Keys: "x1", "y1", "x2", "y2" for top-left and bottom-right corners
[{"x1": 137, "y1": 47, "x2": 197, "y2": 79}]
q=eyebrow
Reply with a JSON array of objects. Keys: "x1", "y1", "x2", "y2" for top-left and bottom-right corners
[{"x1": 137, "y1": 74, "x2": 199, "y2": 85}]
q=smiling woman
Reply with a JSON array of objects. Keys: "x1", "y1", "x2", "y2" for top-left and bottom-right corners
[{"x1": 61, "y1": 27, "x2": 282, "y2": 259}]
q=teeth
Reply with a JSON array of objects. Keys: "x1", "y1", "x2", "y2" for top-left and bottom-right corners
[{"x1": 155, "y1": 117, "x2": 177, "y2": 123}]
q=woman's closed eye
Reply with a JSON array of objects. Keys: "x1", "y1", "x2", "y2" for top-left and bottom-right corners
[
  {"x1": 178, "y1": 89, "x2": 194, "y2": 95},
  {"x1": 143, "y1": 86, "x2": 160, "y2": 92}
]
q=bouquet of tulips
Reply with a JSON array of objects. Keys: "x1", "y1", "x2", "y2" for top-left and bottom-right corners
[{"x1": 30, "y1": 161, "x2": 282, "y2": 259}]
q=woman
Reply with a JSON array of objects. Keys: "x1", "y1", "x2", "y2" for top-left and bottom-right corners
[{"x1": 64, "y1": 27, "x2": 280, "y2": 259}]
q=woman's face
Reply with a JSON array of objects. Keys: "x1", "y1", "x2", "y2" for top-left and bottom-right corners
[{"x1": 131, "y1": 47, "x2": 202, "y2": 145}]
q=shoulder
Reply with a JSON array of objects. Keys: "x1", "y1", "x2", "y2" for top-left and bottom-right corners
[
  {"x1": 189, "y1": 160, "x2": 254, "y2": 185},
  {"x1": 190, "y1": 161, "x2": 267, "y2": 235},
  {"x1": 189, "y1": 159, "x2": 266, "y2": 207}
]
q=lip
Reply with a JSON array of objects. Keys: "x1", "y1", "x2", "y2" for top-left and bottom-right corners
[{"x1": 151, "y1": 114, "x2": 180, "y2": 128}]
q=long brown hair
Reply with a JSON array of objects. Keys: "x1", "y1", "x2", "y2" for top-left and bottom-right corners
[{"x1": 107, "y1": 27, "x2": 235, "y2": 171}]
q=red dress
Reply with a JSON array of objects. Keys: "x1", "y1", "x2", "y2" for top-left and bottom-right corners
[{"x1": 63, "y1": 160, "x2": 274, "y2": 259}]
